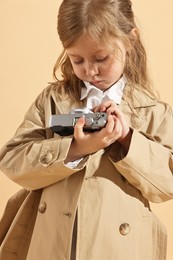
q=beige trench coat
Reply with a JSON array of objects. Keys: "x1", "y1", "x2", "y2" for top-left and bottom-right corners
[{"x1": 0, "y1": 83, "x2": 173, "y2": 260}]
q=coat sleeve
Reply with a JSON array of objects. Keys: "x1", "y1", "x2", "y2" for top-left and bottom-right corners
[
  {"x1": 0, "y1": 87, "x2": 86, "y2": 190},
  {"x1": 109, "y1": 104, "x2": 173, "y2": 203}
]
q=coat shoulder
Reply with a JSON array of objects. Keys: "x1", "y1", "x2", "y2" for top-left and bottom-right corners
[
  {"x1": 38, "y1": 81, "x2": 69, "y2": 102},
  {"x1": 124, "y1": 84, "x2": 172, "y2": 113}
]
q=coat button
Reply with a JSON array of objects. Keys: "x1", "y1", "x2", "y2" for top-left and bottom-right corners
[
  {"x1": 40, "y1": 151, "x2": 53, "y2": 164},
  {"x1": 38, "y1": 202, "x2": 47, "y2": 213},
  {"x1": 119, "y1": 223, "x2": 131, "y2": 236}
]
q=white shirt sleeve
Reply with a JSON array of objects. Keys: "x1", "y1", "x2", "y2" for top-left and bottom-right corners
[{"x1": 65, "y1": 158, "x2": 84, "y2": 169}]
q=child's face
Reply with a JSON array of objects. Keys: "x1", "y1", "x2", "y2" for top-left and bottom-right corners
[{"x1": 66, "y1": 33, "x2": 127, "y2": 91}]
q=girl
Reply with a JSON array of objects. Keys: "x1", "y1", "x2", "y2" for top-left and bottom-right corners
[{"x1": 0, "y1": 0, "x2": 173, "y2": 259}]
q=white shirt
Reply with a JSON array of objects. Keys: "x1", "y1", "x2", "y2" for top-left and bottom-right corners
[{"x1": 81, "y1": 75, "x2": 126, "y2": 109}]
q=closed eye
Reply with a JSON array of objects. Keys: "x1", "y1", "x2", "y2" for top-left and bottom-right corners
[
  {"x1": 71, "y1": 55, "x2": 109, "y2": 65},
  {"x1": 73, "y1": 60, "x2": 83, "y2": 65},
  {"x1": 95, "y1": 56, "x2": 109, "y2": 63}
]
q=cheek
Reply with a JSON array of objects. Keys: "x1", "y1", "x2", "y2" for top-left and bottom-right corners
[
  {"x1": 72, "y1": 65, "x2": 84, "y2": 78},
  {"x1": 109, "y1": 58, "x2": 125, "y2": 75}
]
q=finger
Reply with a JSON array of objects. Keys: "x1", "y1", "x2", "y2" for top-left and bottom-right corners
[
  {"x1": 101, "y1": 100, "x2": 114, "y2": 109},
  {"x1": 105, "y1": 116, "x2": 122, "y2": 137},
  {"x1": 103, "y1": 115, "x2": 115, "y2": 133},
  {"x1": 113, "y1": 117, "x2": 121, "y2": 132},
  {"x1": 92, "y1": 106, "x2": 100, "y2": 112},
  {"x1": 106, "y1": 106, "x2": 118, "y2": 115},
  {"x1": 101, "y1": 100, "x2": 118, "y2": 114},
  {"x1": 74, "y1": 116, "x2": 85, "y2": 138},
  {"x1": 93, "y1": 105, "x2": 106, "y2": 113}
]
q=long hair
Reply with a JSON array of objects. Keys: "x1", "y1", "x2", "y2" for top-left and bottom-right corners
[{"x1": 53, "y1": 0, "x2": 156, "y2": 103}]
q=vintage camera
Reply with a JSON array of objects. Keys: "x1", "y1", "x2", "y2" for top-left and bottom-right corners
[{"x1": 50, "y1": 108, "x2": 107, "y2": 136}]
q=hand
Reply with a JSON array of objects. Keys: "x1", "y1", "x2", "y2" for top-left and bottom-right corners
[
  {"x1": 65, "y1": 114, "x2": 123, "y2": 162},
  {"x1": 93, "y1": 100, "x2": 132, "y2": 149}
]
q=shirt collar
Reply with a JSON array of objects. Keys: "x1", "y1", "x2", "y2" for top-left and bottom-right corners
[{"x1": 81, "y1": 76, "x2": 126, "y2": 105}]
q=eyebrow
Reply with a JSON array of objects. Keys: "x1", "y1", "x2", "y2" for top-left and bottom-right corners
[
  {"x1": 67, "y1": 50, "x2": 107, "y2": 57},
  {"x1": 67, "y1": 54, "x2": 80, "y2": 57}
]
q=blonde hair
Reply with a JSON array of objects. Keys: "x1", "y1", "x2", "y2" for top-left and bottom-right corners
[{"x1": 53, "y1": 0, "x2": 155, "y2": 103}]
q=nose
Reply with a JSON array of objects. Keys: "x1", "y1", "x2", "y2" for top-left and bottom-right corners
[{"x1": 85, "y1": 62, "x2": 99, "y2": 77}]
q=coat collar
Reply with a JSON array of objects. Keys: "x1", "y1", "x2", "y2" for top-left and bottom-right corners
[
  {"x1": 122, "y1": 84, "x2": 157, "y2": 109},
  {"x1": 52, "y1": 82, "x2": 157, "y2": 115}
]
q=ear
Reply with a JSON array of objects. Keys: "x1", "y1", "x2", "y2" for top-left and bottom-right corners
[
  {"x1": 125, "y1": 28, "x2": 138, "y2": 53},
  {"x1": 129, "y1": 28, "x2": 138, "y2": 46}
]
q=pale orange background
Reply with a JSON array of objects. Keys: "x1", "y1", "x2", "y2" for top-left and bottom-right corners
[{"x1": 0, "y1": 1, "x2": 173, "y2": 259}]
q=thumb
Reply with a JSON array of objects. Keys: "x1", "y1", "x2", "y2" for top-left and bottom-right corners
[{"x1": 74, "y1": 116, "x2": 85, "y2": 137}]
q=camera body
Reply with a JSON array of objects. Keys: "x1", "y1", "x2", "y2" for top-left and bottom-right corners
[{"x1": 50, "y1": 108, "x2": 107, "y2": 136}]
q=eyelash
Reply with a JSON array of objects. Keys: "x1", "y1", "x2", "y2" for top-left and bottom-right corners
[
  {"x1": 73, "y1": 60, "x2": 83, "y2": 65},
  {"x1": 96, "y1": 56, "x2": 108, "y2": 62},
  {"x1": 73, "y1": 56, "x2": 108, "y2": 65}
]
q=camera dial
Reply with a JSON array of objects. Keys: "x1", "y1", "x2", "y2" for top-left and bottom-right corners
[{"x1": 85, "y1": 117, "x2": 94, "y2": 126}]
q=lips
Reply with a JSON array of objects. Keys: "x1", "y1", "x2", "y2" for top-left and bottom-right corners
[{"x1": 91, "y1": 80, "x2": 103, "y2": 85}]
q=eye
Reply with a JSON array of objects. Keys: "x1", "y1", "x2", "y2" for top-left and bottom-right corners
[
  {"x1": 71, "y1": 58, "x2": 84, "y2": 65},
  {"x1": 95, "y1": 55, "x2": 109, "y2": 63},
  {"x1": 73, "y1": 60, "x2": 83, "y2": 65}
]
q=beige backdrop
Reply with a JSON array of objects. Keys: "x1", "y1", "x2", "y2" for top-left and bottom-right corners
[{"x1": 0, "y1": 1, "x2": 173, "y2": 259}]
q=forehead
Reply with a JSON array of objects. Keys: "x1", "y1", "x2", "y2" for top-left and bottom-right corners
[
  {"x1": 69, "y1": 33, "x2": 105, "y2": 48},
  {"x1": 66, "y1": 32, "x2": 115, "y2": 54},
  {"x1": 66, "y1": 32, "x2": 125, "y2": 58}
]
